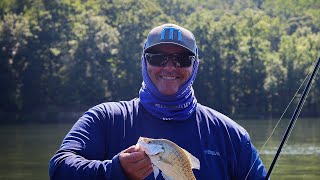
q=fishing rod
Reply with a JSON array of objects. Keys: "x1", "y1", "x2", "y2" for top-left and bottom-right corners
[{"x1": 265, "y1": 57, "x2": 320, "y2": 180}]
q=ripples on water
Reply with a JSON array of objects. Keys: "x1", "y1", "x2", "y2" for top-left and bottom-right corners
[{"x1": 260, "y1": 144, "x2": 320, "y2": 155}]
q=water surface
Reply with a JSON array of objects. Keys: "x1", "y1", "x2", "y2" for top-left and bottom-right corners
[
  {"x1": 236, "y1": 118, "x2": 320, "y2": 180},
  {"x1": 0, "y1": 118, "x2": 319, "y2": 180}
]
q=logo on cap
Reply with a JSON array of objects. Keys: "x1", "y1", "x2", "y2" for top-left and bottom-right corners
[{"x1": 160, "y1": 27, "x2": 182, "y2": 41}]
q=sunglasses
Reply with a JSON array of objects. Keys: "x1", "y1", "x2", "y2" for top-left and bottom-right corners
[{"x1": 144, "y1": 53, "x2": 195, "y2": 68}]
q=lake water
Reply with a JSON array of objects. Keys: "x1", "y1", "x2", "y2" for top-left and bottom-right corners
[{"x1": 0, "y1": 118, "x2": 319, "y2": 180}]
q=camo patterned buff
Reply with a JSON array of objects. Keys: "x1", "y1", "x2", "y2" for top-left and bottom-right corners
[{"x1": 139, "y1": 51, "x2": 199, "y2": 121}]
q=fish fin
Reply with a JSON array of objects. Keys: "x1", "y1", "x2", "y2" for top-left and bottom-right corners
[
  {"x1": 182, "y1": 148, "x2": 200, "y2": 170},
  {"x1": 152, "y1": 164, "x2": 160, "y2": 179},
  {"x1": 161, "y1": 172, "x2": 174, "y2": 180}
]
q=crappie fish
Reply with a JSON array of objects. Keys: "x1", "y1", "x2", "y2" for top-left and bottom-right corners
[{"x1": 137, "y1": 137, "x2": 200, "y2": 180}]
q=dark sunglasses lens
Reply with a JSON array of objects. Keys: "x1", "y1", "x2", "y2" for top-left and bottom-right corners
[
  {"x1": 145, "y1": 54, "x2": 165, "y2": 66},
  {"x1": 174, "y1": 55, "x2": 194, "y2": 67}
]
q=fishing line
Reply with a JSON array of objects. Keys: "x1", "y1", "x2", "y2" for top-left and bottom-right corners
[
  {"x1": 244, "y1": 57, "x2": 320, "y2": 180},
  {"x1": 244, "y1": 69, "x2": 309, "y2": 180},
  {"x1": 265, "y1": 57, "x2": 320, "y2": 179}
]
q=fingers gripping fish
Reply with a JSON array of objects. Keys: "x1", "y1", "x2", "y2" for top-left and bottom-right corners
[{"x1": 137, "y1": 137, "x2": 200, "y2": 180}]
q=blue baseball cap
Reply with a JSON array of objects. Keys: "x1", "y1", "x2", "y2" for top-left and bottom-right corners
[{"x1": 144, "y1": 23, "x2": 197, "y2": 55}]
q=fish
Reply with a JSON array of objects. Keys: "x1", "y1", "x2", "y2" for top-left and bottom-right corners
[{"x1": 136, "y1": 137, "x2": 200, "y2": 180}]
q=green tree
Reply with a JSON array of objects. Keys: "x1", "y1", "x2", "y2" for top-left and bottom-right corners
[
  {"x1": 0, "y1": 13, "x2": 33, "y2": 112},
  {"x1": 105, "y1": 0, "x2": 172, "y2": 100},
  {"x1": 234, "y1": 9, "x2": 270, "y2": 117},
  {"x1": 186, "y1": 10, "x2": 241, "y2": 115}
]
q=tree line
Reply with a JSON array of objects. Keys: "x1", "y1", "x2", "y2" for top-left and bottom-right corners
[{"x1": 0, "y1": 0, "x2": 319, "y2": 121}]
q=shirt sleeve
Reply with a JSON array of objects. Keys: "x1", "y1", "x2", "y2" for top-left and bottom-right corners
[
  {"x1": 49, "y1": 105, "x2": 128, "y2": 180},
  {"x1": 236, "y1": 132, "x2": 268, "y2": 180}
]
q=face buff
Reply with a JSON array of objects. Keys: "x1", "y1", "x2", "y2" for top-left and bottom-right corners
[{"x1": 139, "y1": 52, "x2": 199, "y2": 121}]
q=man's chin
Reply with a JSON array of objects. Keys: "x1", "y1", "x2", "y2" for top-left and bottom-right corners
[{"x1": 158, "y1": 89, "x2": 178, "y2": 96}]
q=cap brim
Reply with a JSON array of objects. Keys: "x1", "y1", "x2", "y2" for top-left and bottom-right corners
[{"x1": 144, "y1": 42, "x2": 195, "y2": 55}]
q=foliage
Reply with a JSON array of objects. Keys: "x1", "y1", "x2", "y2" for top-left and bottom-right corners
[{"x1": 0, "y1": 0, "x2": 319, "y2": 120}]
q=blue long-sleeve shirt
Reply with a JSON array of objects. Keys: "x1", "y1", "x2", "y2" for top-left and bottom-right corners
[{"x1": 49, "y1": 98, "x2": 267, "y2": 179}]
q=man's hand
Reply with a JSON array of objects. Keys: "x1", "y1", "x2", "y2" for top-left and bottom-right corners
[{"x1": 119, "y1": 145, "x2": 153, "y2": 180}]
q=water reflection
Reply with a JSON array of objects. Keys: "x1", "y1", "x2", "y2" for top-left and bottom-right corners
[{"x1": 236, "y1": 118, "x2": 320, "y2": 147}]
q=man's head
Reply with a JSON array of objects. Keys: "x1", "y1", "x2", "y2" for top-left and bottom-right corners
[
  {"x1": 139, "y1": 23, "x2": 199, "y2": 120},
  {"x1": 143, "y1": 23, "x2": 198, "y2": 95}
]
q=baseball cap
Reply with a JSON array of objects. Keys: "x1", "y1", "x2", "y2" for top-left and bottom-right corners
[{"x1": 144, "y1": 23, "x2": 197, "y2": 55}]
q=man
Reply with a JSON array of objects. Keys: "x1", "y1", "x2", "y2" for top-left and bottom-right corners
[{"x1": 49, "y1": 23, "x2": 268, "y2": 179}]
